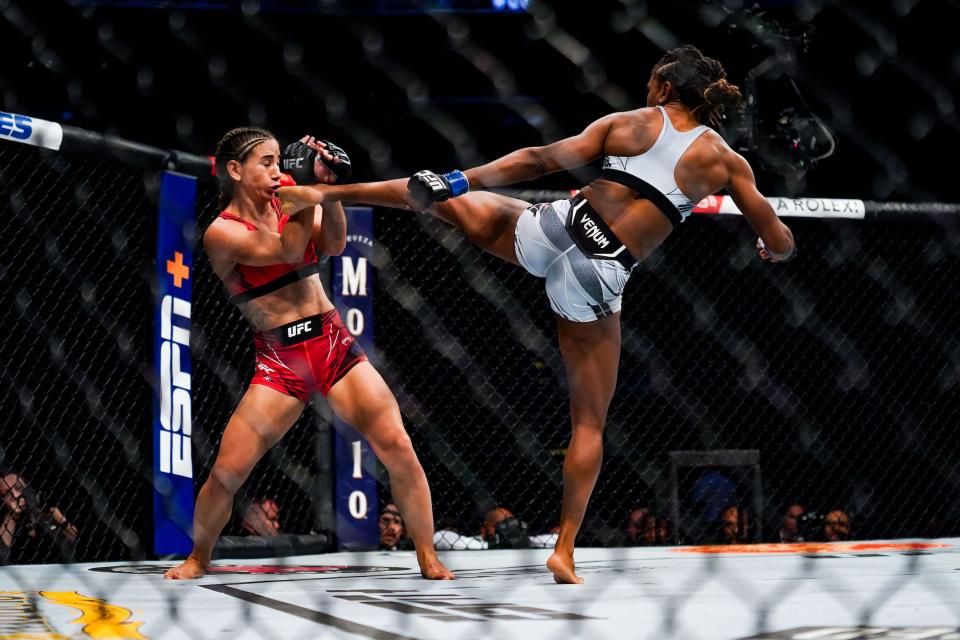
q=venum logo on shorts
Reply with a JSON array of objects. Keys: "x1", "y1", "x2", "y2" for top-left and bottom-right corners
[
  {"x1": 571, "y1": 199, "x2": 611, "y2": 250},
  {"x1": 160, "y1": 294, "x2": 192, "y2": 478},
  {"x1": 577, "y1": 214, "x2": 610, "y2": 249}
]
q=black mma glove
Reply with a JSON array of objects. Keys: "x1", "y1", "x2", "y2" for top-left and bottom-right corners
[
  {"x1": 281, "y1": 139, "x2": 352, "y2": 185},
  {"x1": 407, "y1": 169, "x2": 469, "y2": 209},
  {"x1": 318, "y1": 140, "x2": 352, "y2": 182}
]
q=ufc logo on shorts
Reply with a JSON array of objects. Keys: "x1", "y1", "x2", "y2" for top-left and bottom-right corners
[
  {"x1": 287, "y1": 320, "x2": 312, "y2": 338},
  {"x1": 160, "y1": 295, "x2": 192, "y2": 478}
]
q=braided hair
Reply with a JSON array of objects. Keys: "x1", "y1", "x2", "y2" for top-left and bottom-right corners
[
  {"x1": 214, "y1": 127, "x2": 275, "y2": 209},
  {"x1": 651, "y1": 45, "x2": 743, "y2": 126}
]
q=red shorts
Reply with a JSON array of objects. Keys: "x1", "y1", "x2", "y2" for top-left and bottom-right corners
[{"x1": 251, "y1": 309, "x2": 367, "y2": 401}]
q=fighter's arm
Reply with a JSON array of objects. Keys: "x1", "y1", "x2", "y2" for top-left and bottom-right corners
[
  {"x1": 204, "y1": 207, "x2": 317, "y2": 267},
  {"x1": 312, "y1": 202, "x2": 347, "y2": 256},
  {"x1": 279, "y1": 179, "x2": 416, "y2": 214},
  {"x1": 463, "y1": 113, "x2": 618, "y2": 188},
  {"x1": 725, "y1": 152, "x2": 796, "y2": 261}
]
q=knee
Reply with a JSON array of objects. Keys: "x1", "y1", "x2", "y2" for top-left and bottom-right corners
[
  {"x1": 210, "y1": 461, "x2": 250, "y2": 496},
  {"x1": 570, "y1": 418, "x2": 606, "y2": 440},
  {"x1": 372, "y1": 428, "x2": 416, "y2": 465}
]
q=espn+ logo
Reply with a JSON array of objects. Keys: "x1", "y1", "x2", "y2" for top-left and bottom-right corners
[
  {"x1": 160, "y1": 295, "x2": 192, "y2": 478},
  {"x1": 0, "y1": 112, "x2": 32, "y2": 140}
]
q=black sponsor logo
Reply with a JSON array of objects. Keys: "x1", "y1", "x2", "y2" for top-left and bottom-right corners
[
  {"x1": 739, "y1": 628, "x2": 960, "y2": 640},
  {"x1": 89, "y1": 564, "x2": 404, "y2": 575},
  {"x1": 326, "y1": 588, "x2": 596, "y2": 622}
]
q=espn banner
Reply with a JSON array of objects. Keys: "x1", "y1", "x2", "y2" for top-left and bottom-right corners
[{"x1": 153, "y1": 171, "x2": 197, "y2": 556}]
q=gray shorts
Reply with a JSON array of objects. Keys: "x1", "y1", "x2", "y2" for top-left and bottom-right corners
[{"x1": 514, "y1": 198, "x2": 633, "y2": 323}]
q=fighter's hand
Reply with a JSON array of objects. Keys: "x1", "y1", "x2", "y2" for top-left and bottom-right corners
[
  {"x1": 756, "y1": 237, "x2": 797, "y2": 263},
  {"x1": 282, "y1": 136, "x2": 351, "y2": 185},
  {"x1": 407, "y1": 169, "x2": 469, "y2": 210},
  {"x1": 317, "y1": 138, "x2": 352, "y2": 183}
]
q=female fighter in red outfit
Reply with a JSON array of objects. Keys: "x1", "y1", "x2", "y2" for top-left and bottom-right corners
[{"x1": 164, "y1": 129, "x2": 452, "y2": 580}]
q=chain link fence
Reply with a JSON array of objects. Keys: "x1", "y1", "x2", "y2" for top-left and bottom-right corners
[
  {"x1": 371, "y1": 201, "x2": 960, "y2": 549},
  {"x1": 0, "y1": 142, "x2": 154, "y2": 564},
  {"x1": 2, "y1": 136, "x2": 960, "y2": 564},
  {"x1": 2, "y1": 1, "x2": 960, "y2": 637}
]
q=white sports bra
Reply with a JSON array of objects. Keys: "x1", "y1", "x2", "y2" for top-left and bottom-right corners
[{"x1": 599, "y1": 106, "x2": 709, "y2": 227}]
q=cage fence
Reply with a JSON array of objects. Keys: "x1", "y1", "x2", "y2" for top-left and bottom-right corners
[{"x1": 1, "y1": 0, "x2": 960, "y2": 638}]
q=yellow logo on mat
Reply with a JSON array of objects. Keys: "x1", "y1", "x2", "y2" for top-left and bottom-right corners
[{"x1": 39, "y1": 592, "x2": 146, "y2": 639}]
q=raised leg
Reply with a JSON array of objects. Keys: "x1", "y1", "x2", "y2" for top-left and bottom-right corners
[
  {"x1": 163, "y1": 385, "x2": 305, "y2": 579},
  {"x1": 547, "y1": 313, "x2": 621, "y2": 584},
  {"x1": 327, "y1": 362, "x2": 454, "y2": 580},
  {"x1": 278, "y1": 181, "x2": 530, "y2": 265}
]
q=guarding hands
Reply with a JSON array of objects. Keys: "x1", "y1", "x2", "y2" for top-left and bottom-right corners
[{"x1": 282, "y1": 136, "x2": 352, "y2": 185}]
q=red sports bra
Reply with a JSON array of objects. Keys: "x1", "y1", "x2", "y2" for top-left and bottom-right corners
[{"x1": 218, "y1": 198, "x2": 319, "y2": 305}]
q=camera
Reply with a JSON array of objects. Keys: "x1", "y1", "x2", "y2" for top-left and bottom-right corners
[
  {"x1": 795, "y1": 510, "x2": 826, "y2": 542},
  {"x1": 5, "y1": 485, "x2": 74, "y2": 548},
  {"x1": 487, "y1": 517, "x2": 530, "y2": 549}
]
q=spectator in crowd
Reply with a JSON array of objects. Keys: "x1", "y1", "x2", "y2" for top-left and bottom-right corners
[
  {"x1": 787, "y1": 507, "x2": 853, "y2": 542},
  {"x1": 379, "y1": 503, "x2": 411, "y2": 551},
  {"x1": 718, "y1": 505, "x2": 749, "y2": 544},
  {"x1": 625, "y1": 507, "x2": 671, "y2": 546},
  {"x1": 433, "y1": 505, "x2": 558, "y2": 550},
  {"x1": 239, "y1": 497, "x2": 282, "y2": 537},
  {"x1": 480, "y1": 507, "x2": 514, "y2": 542},
  {"x1": 625, "y1": 507, "x2": 649, "y2": 543},
  {"x1": 481, "y1": 506, "x2": 531, "y2": 549},
  {"x1": 691, "y1": 471, "x2": 738, "y2": 523},
  {"x1": 777, "y1": 502, "x2": 805, "y2": 543},
  {"x1": 1, "y1": 472, "x2": 78, "y2": 562},
  {"x1": 823, "y1": 509, "x2": 851, "y2": 542}
]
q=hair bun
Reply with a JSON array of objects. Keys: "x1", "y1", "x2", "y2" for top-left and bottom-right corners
[{"x1": 704, "y1": 78, "x2": 743, "y2": 108}]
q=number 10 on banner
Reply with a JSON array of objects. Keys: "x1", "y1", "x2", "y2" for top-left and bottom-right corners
[
  {"x1": 331, "y1": 208, "x2": 379, "y2": 550},
  {"x1": 348, "y1": 440, "x2": 368, "y2": 519}
]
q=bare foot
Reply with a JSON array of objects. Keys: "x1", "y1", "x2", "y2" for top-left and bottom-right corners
[
  {"x1": 277, "y1": 186, "x2": 320, "y2": 216},
  {"x1": 163, "y1": 556, "x2": 206, "y2": 580},
  {"x1": 547, "y1": 551, "x2": 584, "y2": 584},
  {"x1": 418, "y1": 554, "x2": 455, "y2": 580}
]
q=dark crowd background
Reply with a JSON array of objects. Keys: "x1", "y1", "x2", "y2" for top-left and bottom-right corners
[{"x1": 1, "y1": 0, "x2": 959, "y2": 562}]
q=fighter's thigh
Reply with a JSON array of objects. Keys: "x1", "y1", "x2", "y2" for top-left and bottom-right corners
[
  {"x1": 326, "y1": 361, "x2": 406, "y2": 445},
  {"x1": 556, "y1": 314, "x2": 622, "y2": 424},
  {"x1": 214, "y1": 384, "x2": 306, "y2": 478},
  {"x1": 429, "y1": 192, "x2": 531, "y2": 265}
]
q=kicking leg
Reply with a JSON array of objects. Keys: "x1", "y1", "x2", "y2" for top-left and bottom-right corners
[
  {"x1": 547, "y1": 313, "x2": 621, "y2": 584},
  {"x1": 327, "y1": 362, "x2": 454, "y2": 580},
  {"x1": 278, "y1": 181, "x2": 530, "y2": 264},
  {"x1": 164, "y1": 385, "x2": 304, "y2": 579}
]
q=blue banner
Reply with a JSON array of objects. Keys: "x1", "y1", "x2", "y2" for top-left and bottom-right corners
[
  {"x1": 331, "y1": 207, "x2": 379, "y2": 550},
  {"x1": 153, "y1": 171, "x2": 197, "y2": 556}
]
